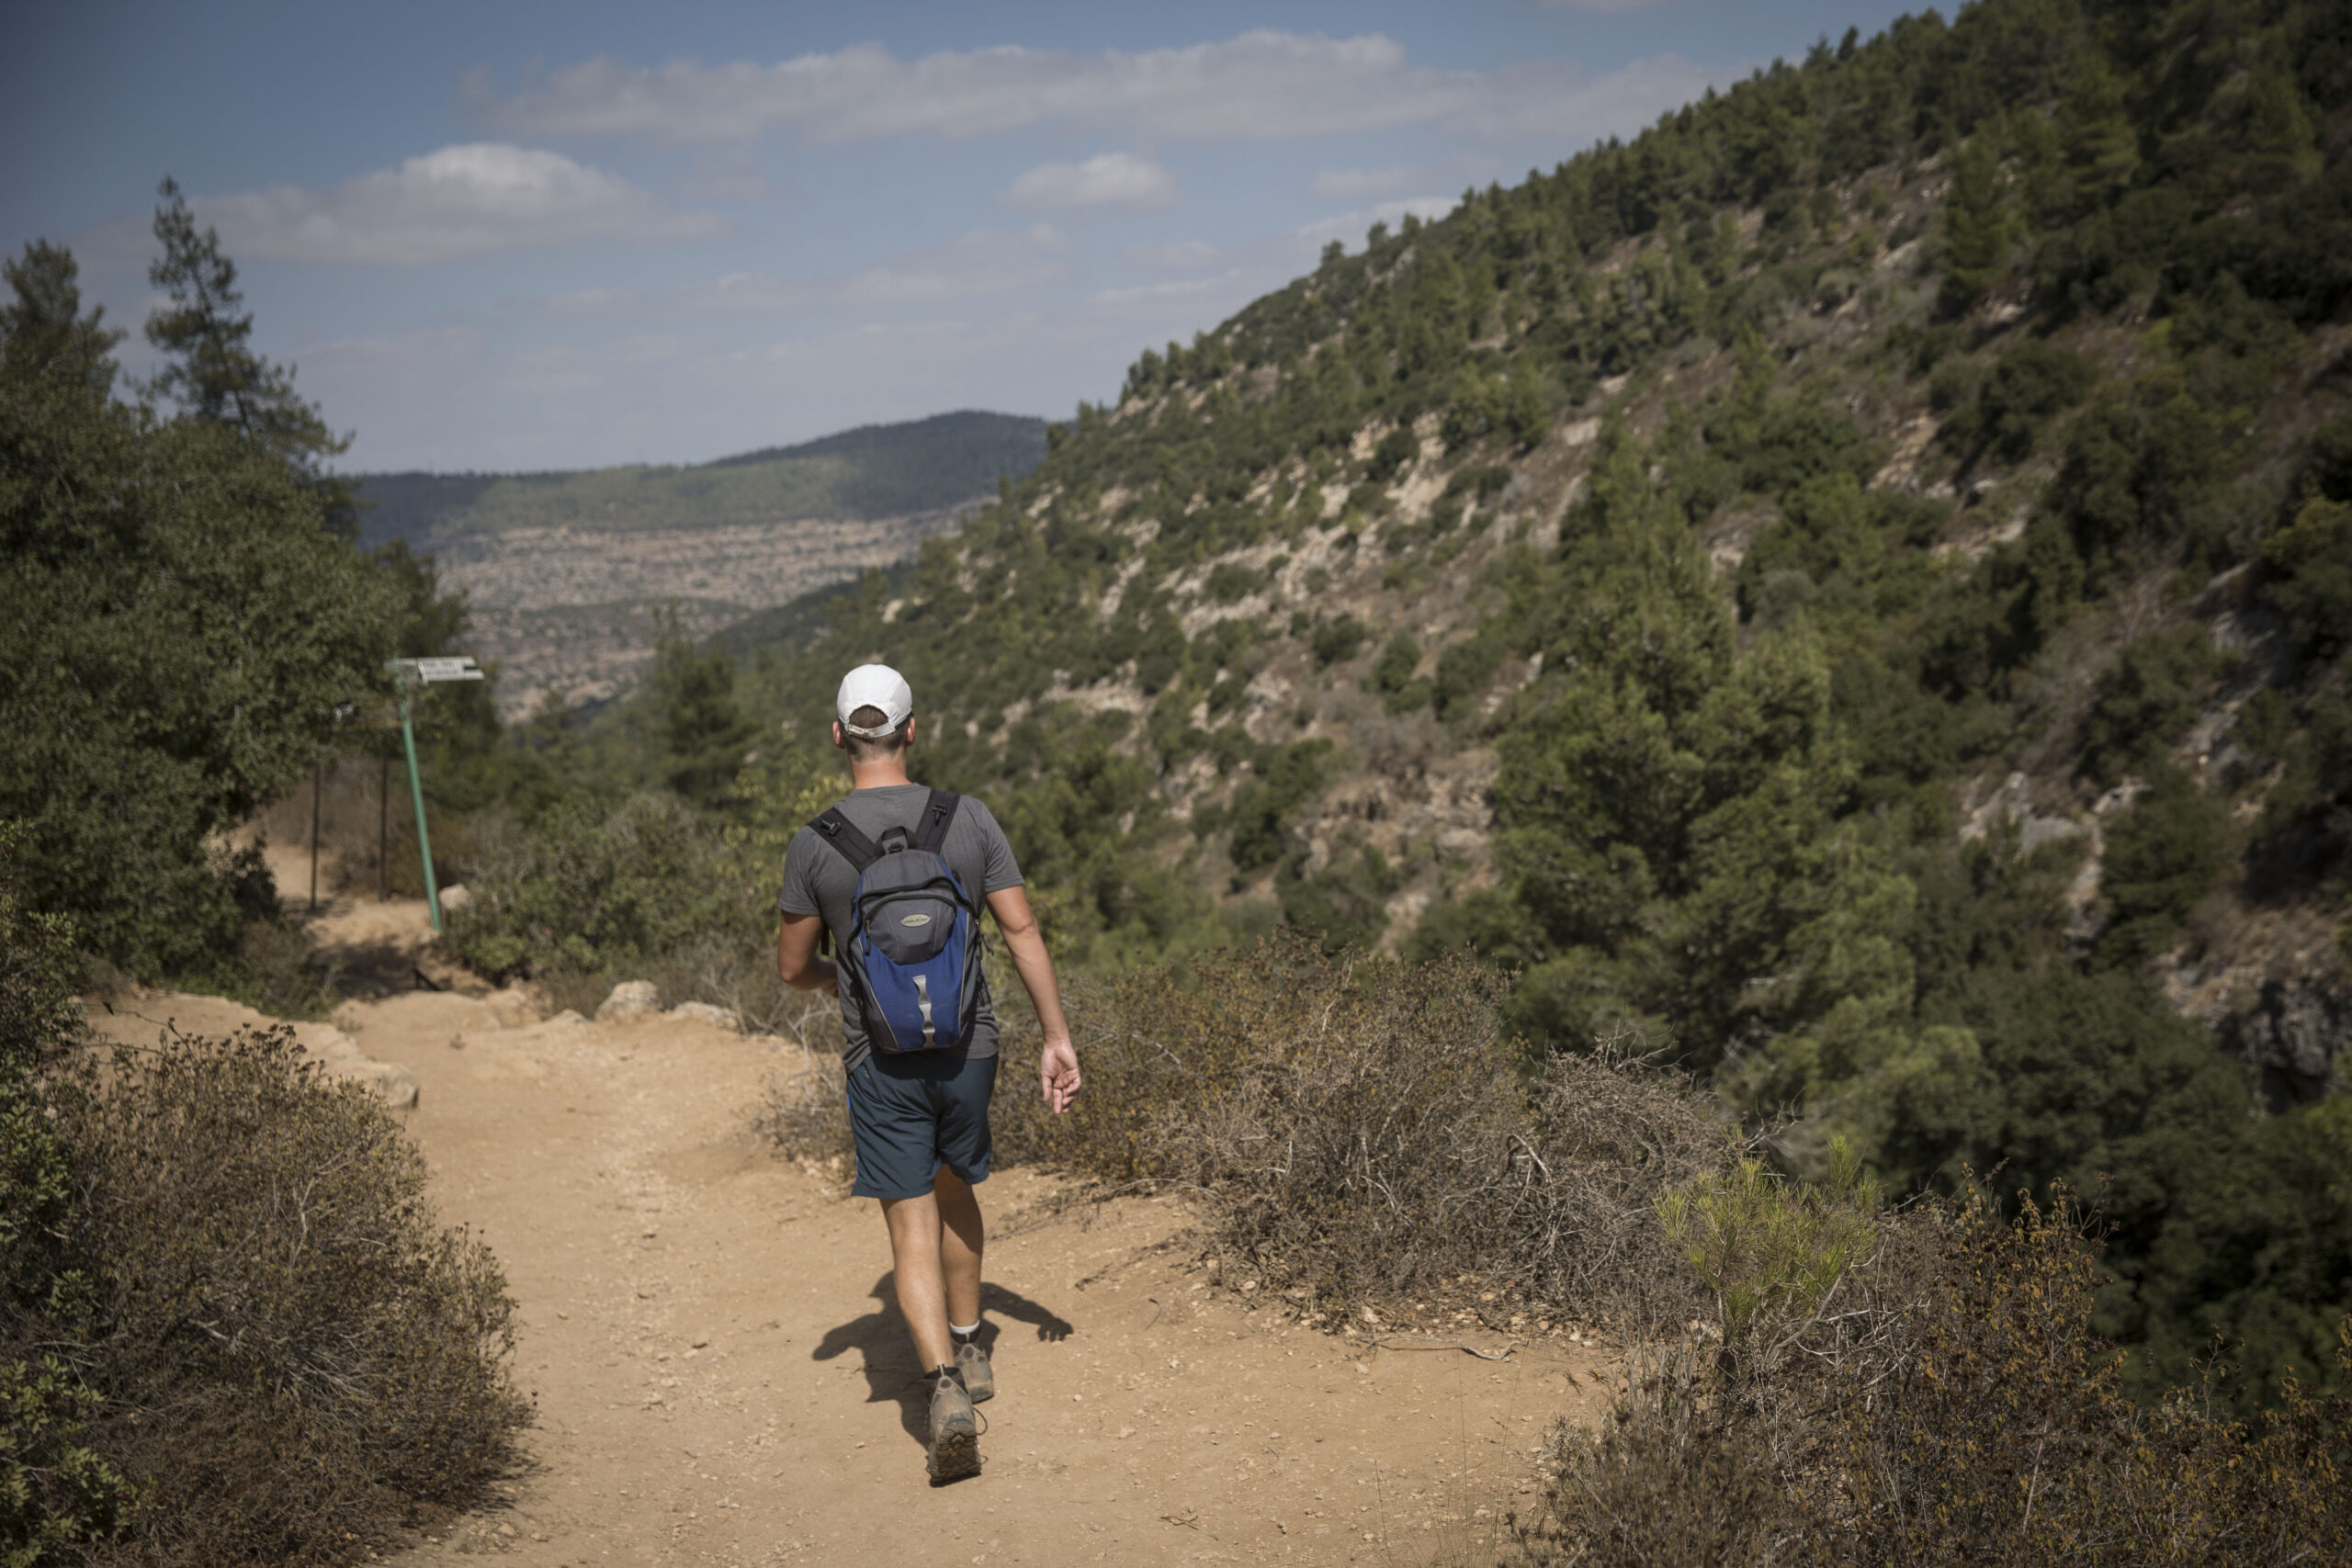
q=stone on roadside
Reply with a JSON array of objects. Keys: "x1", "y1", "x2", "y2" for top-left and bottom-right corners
[
  {"x1": 596, "y1": 981, "x2": 661, "y2": 1023},
  {"x1": 437, "y1": 884, "x2": 471, "y2": 912},
  {"x1": 322, "y1": 1057, "x2": 421, "y2": 1111},
  {"x1": 290, "y1": 1023, "x2": 364, "y2": 1063},
  {"x1": 670, "y1": 1001, "x2": 738, "y2": 1030}
]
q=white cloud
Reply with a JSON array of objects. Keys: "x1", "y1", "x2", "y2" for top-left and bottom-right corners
[
  {"x1": 1123, "y1": 239, "x2": 1225, "y2": 273},
  {"x1": 1002, "y1": 152, "x2": 1179, "y2": 210},
  {"x1": 480, "y1": 32, "x2": 1729, "y2": 148},
  {"x1": 1288, "y1": 197, "x2": 1465, "y2": 257},
  {"x1": 1090, "y1": 272, "x2": 1247, "y2": 307},
  {"x1": 542, "y1": 224, "x2": 1071, "y2": 318},
  {"x1": 1308, "y1": 156, "x2": 1496, "y2": 204},
  {"x1": 842, "y1": 224, "x2": 1073, "y2": 303},
  {"x1": 197, "y1": 143, "x2": 727, "y2": 266},
  {"x1": 1458, "y1": 53, "x2": 1726, "y2": 142}
]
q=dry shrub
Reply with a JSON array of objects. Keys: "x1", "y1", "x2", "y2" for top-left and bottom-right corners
[
  {"x1": 991, "y1": 933, "x2": 1730, "y2": 1325},
  {"x1": 1516, "y1": 1190, "x2": 2352, "y2": 1566},
  {"x1": 755, "y1": 1040, "x2": 852, "y2": 1165},
  {"x1": 16, "y1": 1027, "x2": 528, "y2": 1564}
]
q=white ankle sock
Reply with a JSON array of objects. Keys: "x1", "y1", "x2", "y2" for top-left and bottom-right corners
[{"x1": 950, "y1": 1321, "x2": 979, "y2": 1338}]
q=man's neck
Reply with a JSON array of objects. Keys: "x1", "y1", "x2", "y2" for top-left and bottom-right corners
[{"x1": 847, "y1": 758, "x2": 913, "y2": 791}]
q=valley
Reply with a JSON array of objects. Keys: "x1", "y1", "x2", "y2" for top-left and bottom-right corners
[{"x1": 431, "y1": 507, "x2": 976, "y2": 717}]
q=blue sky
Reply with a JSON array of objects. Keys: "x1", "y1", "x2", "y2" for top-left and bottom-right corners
[{"x1": 4, "y1": 0, "x2": 1926, "y2": 473}]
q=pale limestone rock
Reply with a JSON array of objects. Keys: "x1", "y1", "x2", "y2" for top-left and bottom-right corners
[
  {"x1": 670, "y1": 1001, "x2": 739, "y2": 1030},
  {"x1": 596, "y1": 981, "x2": 661, "y2": 1023},
  {"x1": 323, "y1": 1058, "x2": 420, "y2": 1111}
]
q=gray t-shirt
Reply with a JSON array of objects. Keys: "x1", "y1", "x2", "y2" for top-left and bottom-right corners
[{"x1": 777, "y1": 784, "x2": 1023, "y2": 1071}]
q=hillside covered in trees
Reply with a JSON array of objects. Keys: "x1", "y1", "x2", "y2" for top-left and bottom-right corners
[
  {"x1": 352, "y1": 410, "x2": 1047, "y2": 549},
  {"x1": 459, "y1": 0, "x2": 2352, "y2": 1405}
]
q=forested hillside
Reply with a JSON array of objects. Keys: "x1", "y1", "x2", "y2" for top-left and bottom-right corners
[
  {"x1": 353, "y1": 410, "x2": 1046, "y2": 548},
  {"x1": 555, "y1": 0, "x2": 2348, "y2": 1399}
]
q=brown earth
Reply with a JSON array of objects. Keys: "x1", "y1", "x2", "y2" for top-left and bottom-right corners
[{"x1": 94, "y1": 855, "x2": 1607, "y2": 1566}]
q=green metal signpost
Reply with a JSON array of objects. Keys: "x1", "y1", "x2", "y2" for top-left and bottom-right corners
[{"x1": 387, "y1": 656, "x2": 483, "y2": 932}]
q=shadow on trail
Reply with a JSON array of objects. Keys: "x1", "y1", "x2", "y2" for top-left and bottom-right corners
[{"x1": 813, "y1": 1273, "x2": 1076, "y2": 1445}]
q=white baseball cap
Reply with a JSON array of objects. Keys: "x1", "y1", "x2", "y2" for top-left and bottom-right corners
[{"x1": 835, "y1": 663, "x2": 913, "y2": 738}]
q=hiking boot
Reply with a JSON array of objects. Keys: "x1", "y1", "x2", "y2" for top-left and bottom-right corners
[
  {"x1": 956, "y1": 1337, "x2": 995, "y2": 1403},
  {"x1": 927, "y1": 1367, "x2": 980, "y2": 1482}
]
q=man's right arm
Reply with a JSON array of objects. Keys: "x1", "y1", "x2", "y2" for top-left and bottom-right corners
[
  {"x1": 984, "y1": 886, "x2": 1080, "y2": 1114},
  {"x1": 775, "y1": 911, "x2": 837, "y2": 996}
]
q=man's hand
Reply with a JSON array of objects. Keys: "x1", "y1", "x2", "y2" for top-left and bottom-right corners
[{"x1": 1039, "y1": 1036, "x2": 1080, "y2": 1114}]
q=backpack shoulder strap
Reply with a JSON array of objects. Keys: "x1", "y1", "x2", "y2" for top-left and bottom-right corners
[
  {"x1": 912, "y1": 789, "x2": 963, "y2": 855},
  {"x1": 808, "y1": 807, "x2": 882, "y2": 873}
]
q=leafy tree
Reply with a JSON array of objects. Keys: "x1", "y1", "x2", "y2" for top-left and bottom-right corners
[{"x1": 0, "y1": 237, "x2": 398, "y2": 973}]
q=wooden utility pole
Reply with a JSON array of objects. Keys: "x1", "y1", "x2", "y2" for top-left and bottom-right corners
[{"x1": 310, "y1": 761, "x2": 322, "y2": 913}]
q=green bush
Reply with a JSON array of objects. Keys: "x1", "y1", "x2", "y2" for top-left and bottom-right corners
[
  {"x1": 2263, "y1": 494, "x2": 2352, "y2": 659},
  {"x1": 1277, "y1": 846, "x2": 1398, "y2": 953},
  {"x1": 2, "y1": 826, "x2": 140, "y2": 1562},
  {"x1": 1309, "y1": 613, "x2": 1368, "y2": 668},
  {"x1": 447, "y1": 792, "x2": 760, "y2": 991},
  {"x1": 2080, "y1": 624, "x2": 2218, "y2": 784},
  {"x1": 1946, "y1": 338, "x2": 2096, "y2": 462},
  {"x1": 1222, "y1": 740, "x2": 1332, "y2": 874},
  {"x1": 2097, "y1": 766, "x2": 2231, "y2": 967},
  {"x1": 1368, "y1": 632, "x2": 1430, "y2": 713}
]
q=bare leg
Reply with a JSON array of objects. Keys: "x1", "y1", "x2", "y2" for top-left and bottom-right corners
[
  {"x1": 935, "y1": 1167, "x2": 985, "y2": 1329},
  {"x1": 881, "y1": 1190, "x2": 954, "y2": 1371}
]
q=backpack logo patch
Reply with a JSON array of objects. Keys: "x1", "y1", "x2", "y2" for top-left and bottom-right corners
[{"x1": 899, "y1": 913, "x2": 933, "y2": 928}]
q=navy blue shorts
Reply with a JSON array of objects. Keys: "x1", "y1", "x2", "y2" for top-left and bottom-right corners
[{"x1": 845, "y1": 1051, "x2": 998, "y2": 1201}]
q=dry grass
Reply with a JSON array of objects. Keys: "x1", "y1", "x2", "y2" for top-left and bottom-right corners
[
  {"x1": 1511, "y1": 1190, "x2": 2352, "y2": 1567},
  {"x1": 986, "y1": 933, "x2": 1732, "y2": 1331}
]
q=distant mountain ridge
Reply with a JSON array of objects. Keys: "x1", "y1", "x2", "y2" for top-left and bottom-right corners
[
  {"x1": 352, "y1": 410, "x2": 1047, "y2": 717},
  {"x1": 351, "y1": 410, "x2": 1047, "y2": 548}
]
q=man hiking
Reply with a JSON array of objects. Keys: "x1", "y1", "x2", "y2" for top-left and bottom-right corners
[{"x1": 775, "y1": 662, "x2": 1080, "y2": 1483}]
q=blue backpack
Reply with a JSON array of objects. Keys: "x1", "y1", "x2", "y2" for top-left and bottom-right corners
[{"x1": 809, "y1": 790, "x2": 983, "y2": 1054}]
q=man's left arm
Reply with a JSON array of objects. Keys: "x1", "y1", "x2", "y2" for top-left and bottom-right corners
[{"x1": 985, "y1": 886, "x2": 1079, "y2": 1113}]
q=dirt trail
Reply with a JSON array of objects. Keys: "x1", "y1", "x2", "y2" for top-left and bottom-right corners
[{"x1": 100, "y1": 870, "x2": 1607, "y2": 1566}]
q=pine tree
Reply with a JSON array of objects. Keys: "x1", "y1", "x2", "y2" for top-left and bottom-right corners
[
  {"x1": 144, "y1": 178, "x2": 349, "y2": 484},
  {"x1": 0, "y1": 242, "x2": 121, "y2": 395},
  {"x1": 650, "y1": 610, "x2": 754, "y2": 808},
  {"x1": 1938, "y1": 136, "x2": 2013, "y2": 317}
]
